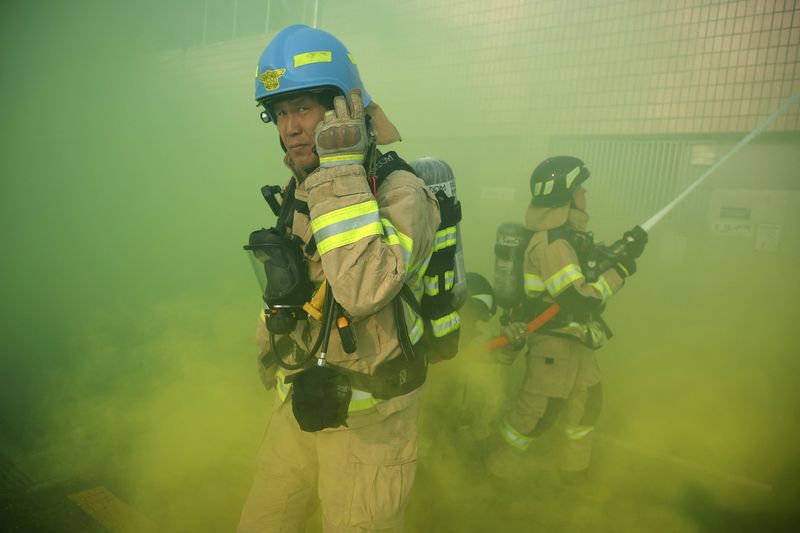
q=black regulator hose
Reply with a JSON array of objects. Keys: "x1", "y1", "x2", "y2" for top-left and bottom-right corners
[{"x1": 271, "y1": 282, "x2": 336, "y2": 370}]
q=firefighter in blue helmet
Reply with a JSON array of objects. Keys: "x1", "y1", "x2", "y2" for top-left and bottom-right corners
[{"x1": 239, "y1": 25, "x2": 440, "y2": 532}]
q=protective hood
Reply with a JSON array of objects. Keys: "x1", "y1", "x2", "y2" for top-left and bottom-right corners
[
  {"x1": 366, "y1": 100, "x2": 401, "y2": 145},
  {"x1": 525, "y1": 203, "x2": 569, "y2": 231}
]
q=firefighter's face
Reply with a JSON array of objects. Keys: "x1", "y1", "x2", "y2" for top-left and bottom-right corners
[{"x1": 274, "y1": 94, "x2": 328, "y2": 172}]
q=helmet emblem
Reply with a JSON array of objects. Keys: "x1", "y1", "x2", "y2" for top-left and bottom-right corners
[{"x1": 258, "y1": 68, "x2": 287, "y2": 91}]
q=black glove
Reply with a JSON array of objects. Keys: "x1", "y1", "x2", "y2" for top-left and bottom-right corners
[
  {"x1": 614, "y1": 257, "x2": 636, "y2": 279},
  {"x1": 621, "y1": 225, "x2": 648, "y2": 259}
]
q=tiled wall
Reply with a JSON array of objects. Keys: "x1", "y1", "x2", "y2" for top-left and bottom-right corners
[
  {"x1": 165, "y1": 0, "x2": 800, "y2": 136},
  {"x1": 390, "y1": 0, "x2": 800, "y2": 135}
]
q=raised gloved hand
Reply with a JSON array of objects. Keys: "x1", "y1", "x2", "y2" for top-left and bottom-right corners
[
  {"x1": 502, "y1": 321, "x2": 528, "y2": 350},
  {"x1": 315, "y1": 88, "x2": 370, "y2": 168}
]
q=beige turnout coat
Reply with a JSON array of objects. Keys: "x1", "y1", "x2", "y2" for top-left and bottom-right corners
[{"x1": 256, "y1": 156, "x2": 440, "y2": 385}]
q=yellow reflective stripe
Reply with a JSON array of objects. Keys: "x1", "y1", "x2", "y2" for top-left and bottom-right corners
[
  {"x1": 293, "y1": 50, "x2": 332, "y2": 67},
  {"x1": 347, "y1": 53, "x2": 356, "y2": 64},
  {"x1": 317, "y1": 221, "x2": 383, "y2": 255},
  {"x1": 588, "y1": 275, "x2": 613, "y2": 302},
  {"x1": 400, "y1": 288, "x2": 425, "y2": 345},
  {"x1": 312, "y1": 201, "x2": 383, "y2": 255},
  {"x1": 348, "y1": 388, "x2": 382, "y2": 412},
  {"x1": 319, "y1": 153, "x2": 364, "y2": 165},
  {"x1": 423, "y1": 275, "x2": 440, "y2": 296},
  {"x1": 279, "y1": 373, "x2": 381, "y2": 412},
  {"x1": 524, "y1": 273, "x2": 546, "y2": 296},
  {"x1": 312, "y1": 203, "x2": 381, "y2": 242},
  {"x1": 381, "y1": 217, "x2": 414, "y2": 266},
  {"x1": 311, "y1": 200, "x2": 379, "y2": 232},
  {"x1": 432, "y1": 226, "x2": 457, "y2": 251},
  {"x1": 499, "y1": 417, "x2": 533, "y2": 451},
  {"x1": 545, "y1": 264, "x2": 584, "y2": 296},
  {"x1": 444, "y1": 270, "x2": 454, "y2": 290},
  {"x1": 275, "y1": 370, "x2": 290, "y2": 402},
  {"x1": 430, "y1": 311, "x2": 461, "y2": 337},
  {"x1": 565, "y1": 424, "x2": 594, "y2": 440},
  {"x1": 407, "y1": 250, "x2": 432, "y2": 285}
]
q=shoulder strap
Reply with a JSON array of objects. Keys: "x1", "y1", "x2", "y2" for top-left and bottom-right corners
[
  {"x1": 276, "y1": 179, "x2": 297, "y2": 234},
  {"x1": 546, "y1": 226, "x2": 572, "y2": 245},
  {"x1": 371, "y1": 151, "x2": 417, "y2": 192}
]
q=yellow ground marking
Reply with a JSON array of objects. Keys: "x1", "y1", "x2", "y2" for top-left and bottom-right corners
[{"x1": 69, "y1": 486, "x2": 157, "y2": 532}]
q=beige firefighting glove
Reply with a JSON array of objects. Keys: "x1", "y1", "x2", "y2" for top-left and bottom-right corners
[
  {"x1": 315, "y1": 89, "x2": 370, "y2": 168},
  {"x1": 495, "y1": 321, "x2": 527, "y2": 364}
]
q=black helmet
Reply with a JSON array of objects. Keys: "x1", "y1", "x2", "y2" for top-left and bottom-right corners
[
  {"x1": 529, "y1": 156, "x2": 590, "y2": 207},
  {"x1": 465, "y1": 272, "x2": 496, "y2": 320}
]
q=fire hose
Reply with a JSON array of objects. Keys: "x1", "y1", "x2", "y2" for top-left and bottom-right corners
[{"x1": 483, "y1": 91, "x2": 800, "y2": 351}]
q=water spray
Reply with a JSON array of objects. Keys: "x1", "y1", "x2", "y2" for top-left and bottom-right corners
[{"x1": 484, "y1": 92, "x2": 800, "y2": 351}]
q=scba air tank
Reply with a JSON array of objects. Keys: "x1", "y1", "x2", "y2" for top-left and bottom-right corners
[
  {"x1": 494, "y1": 222, "x2": 532, "y2": 310},
  {"x1": 410, "y1": 157, "x2": 467, "y2": 309}
]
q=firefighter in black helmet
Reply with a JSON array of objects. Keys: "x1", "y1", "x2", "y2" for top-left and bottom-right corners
[{"x1": 486, "y1": 156, "x2": 647, "y2": 481}]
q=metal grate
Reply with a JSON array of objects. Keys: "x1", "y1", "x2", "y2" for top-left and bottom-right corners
[{"x1": 548, "y1": 136, "x2": 699, "y2": 234}]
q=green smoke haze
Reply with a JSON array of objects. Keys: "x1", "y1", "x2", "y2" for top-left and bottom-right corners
[{"x1": 1, "y1": 1, "x2": 798, "y2": 531}]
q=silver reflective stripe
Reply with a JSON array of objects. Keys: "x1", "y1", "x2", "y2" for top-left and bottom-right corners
[
  {"x1": 408, "y1": 251, "x2": 432, "y2": 285},
  {"x1": 443, "y1": 270, "x2": 454, "y2": 290},
  {"x1": 499, "y1": 417, "x2": 533, "y2": 451},
  {"x1": 381, "y1": 218, "x2": 413, "y2": 266},
  {"x1": 524, "y1": 273, "x2": 546, "y2": 295},
  {"x1": 311, "y1": 209, "x2": 381, "y2": 245},
  {"x1": 423, "y1": 275, "x2": 440, "y2": 296},
  {"x1": 545, "y1": 264, "x2": 584, "y2": 295},
  {"x1": 432, "y1": 226, "x2": 457, "y2": 251},
  {"x1": 565, "y1": 424, "x2": 594, "y2": 440},
  {"x1": 588, "y1": 275, "x2": 613, "y2": 302},
  {"x1": 349, "y1": 388, "x2": 381, "y2": 411},
  {"x1": 275, "y1": 370, "x2": 291, "y2": 402},
  {"x1": 431, "y1": 312, "x2": 460, "y2": 337}
]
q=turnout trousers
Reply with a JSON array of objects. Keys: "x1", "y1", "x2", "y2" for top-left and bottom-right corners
[
  {"x1": 504, "y1": 334, "x2": 603, "y2": 472},
  {"x1": 238, "y1": 390, "x2": 420, "y2": 533}
]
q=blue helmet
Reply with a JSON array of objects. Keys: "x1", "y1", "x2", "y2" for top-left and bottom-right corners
[{"x1": 254, "y1": 25, "x2": 371, "y2": 123}]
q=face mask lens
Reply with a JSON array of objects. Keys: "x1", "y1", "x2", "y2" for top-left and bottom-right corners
[{"x1": 260, "y1": 110, "x2": 270, "y2": 123}]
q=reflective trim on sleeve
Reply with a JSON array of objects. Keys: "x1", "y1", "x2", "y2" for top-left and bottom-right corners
[
  {"x1": 311, "y1": 201, "x2": 382, "y2": 255},
  {"x1": 588, "y1": 275, "x2": 613, "y2": 302},
  {"x1": 381, "y1": 217, "x2": 414, "y2": 266},
  {"x1": 524, "y1": 273, "x2": 546, "y2": 296},
  {"x1": 407, "y1": 250, "x2": 432, "y2": 285},
  {"x1": 565, "y1": 424, "x2": 595, "y2": 440},
  {"x1": 408, "y1": 314, "x2": 424, "y2": 344},
  {"x1": 545, "y1": 263, "x2": 584, "y2": 296},
  {"x1": 432, "y1": 226, "x2": 457, "y2": 251},
  {"x1": 499, "y1": 417, "x2": 534, "y2": 451},
  {"x1": 318, "y1": 153, "x2": 365, "y2": 166},
  {"x1": 430, "y1": 311, "x2": 461, "y2": 338}
]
